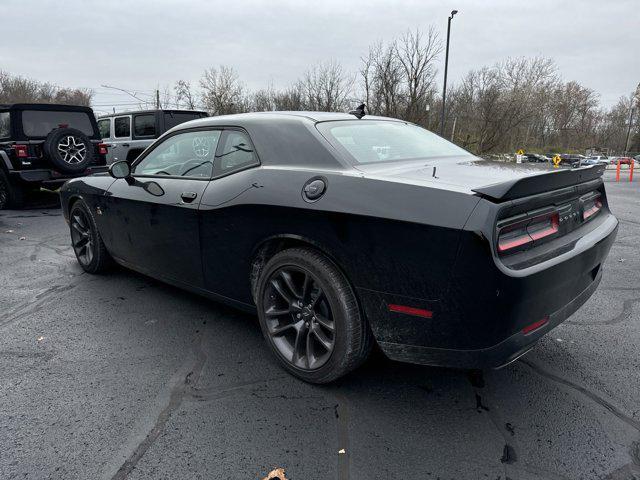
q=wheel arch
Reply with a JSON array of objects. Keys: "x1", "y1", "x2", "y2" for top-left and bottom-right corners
[{"x1": 249, "y1": 234, "x2": 353, "y2": 304}]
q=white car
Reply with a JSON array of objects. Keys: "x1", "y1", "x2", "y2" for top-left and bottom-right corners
[{"x1": 583, "y1": 155, "x2": 610, "y2": 166}]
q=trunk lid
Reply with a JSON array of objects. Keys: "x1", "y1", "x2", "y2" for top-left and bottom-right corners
[{"x1": 355, "y1": 157, "x2": 605, "y2": 202}]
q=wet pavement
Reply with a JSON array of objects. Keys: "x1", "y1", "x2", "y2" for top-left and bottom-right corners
[{"x1": 1, "y1": 173, "x2": 639, "y2": 480}]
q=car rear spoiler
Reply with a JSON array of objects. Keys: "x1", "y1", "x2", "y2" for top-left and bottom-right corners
[{"x1": 472, "y1": 164, "x2": 606, "y2": 202}]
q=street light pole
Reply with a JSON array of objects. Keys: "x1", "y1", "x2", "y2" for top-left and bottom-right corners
[{"x1": 440, "y1": 9, "x2": 458, "y2": 136}]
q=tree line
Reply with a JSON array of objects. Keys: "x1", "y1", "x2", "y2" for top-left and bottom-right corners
[
  {"x1": 0, "y1": 71, "x2": 92, "y2": 107},
  {"x1": 2, "y1": 28, "x2": 638, "y2": 154}
]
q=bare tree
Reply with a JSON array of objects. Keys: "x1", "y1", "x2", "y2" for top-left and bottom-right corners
[
  {"x1": 395, "y1": 27, "x2": 441, "y2": 123},
  {"x1": 200, "y1": 66, "x2": 247, "y2": 115},
  {"x1": 0, "y1": 71, "x2": 92, "y2": 106},
  {"x1": 299, "y1": 60, "x2": 353, "y2": 111},
  {"x1": 358, "y1": 28, "x2": 440, "y2": 124},
  {"x1": 174, "y1": 80, "x2": 198, "y2": 109}
]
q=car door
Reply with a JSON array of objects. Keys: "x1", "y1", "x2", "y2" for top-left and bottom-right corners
[
  {"x1": 103, "y1": 127, "x2": 222, "y2": 287},
  {"x1": 130, "y1": 112, "x2": 158, "y2": 161},
  {"x1": 111, "y1": 115, "x2": 132, "y2": 163},
  {"x1": 96, "y1": 117, "x2": 115, "y2": 163}
]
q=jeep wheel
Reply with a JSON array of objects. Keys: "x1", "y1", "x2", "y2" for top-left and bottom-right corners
[
  {"x1": 43, "y1": 128, "x2": 94, "y2": 174},
  {"x1": 0, "y1": 170, "x2": 25, "y2": 209}
]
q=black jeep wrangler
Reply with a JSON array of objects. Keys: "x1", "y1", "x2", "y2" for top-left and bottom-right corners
[{"x1": 0, "y1": 103, "x2": 108, "y2": 209}]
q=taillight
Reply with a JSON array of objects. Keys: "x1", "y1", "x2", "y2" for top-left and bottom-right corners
[
  {"x1": 497, "y1": 220, "x2": 533, "y2": 253},
  {"x1": 528, "y1": 212, "x2": 559, "y2": 241},
  {"x1": 497, "y1": 211, "x2": 559, "y2": 254},
  {"x1": 583, "y1": 195, "x2": 602, "y2": 221},
  {"x1": 13, "y1": 144, "x2": 28, "y2": 158},
  {"x1": 98, "y1": 143, "x2": 108, "y2": 155}
]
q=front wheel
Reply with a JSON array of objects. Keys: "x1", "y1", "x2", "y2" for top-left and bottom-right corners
[
  {"x1": 69, "y1": 200, "x2": 112, "y2": 273},
  {"x1": 256, "y1": 247, "x2": 373, "y2": 383}
]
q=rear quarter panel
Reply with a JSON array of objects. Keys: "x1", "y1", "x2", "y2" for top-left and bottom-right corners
[{"x1": 199, "y1": 166, "x2": 481, "y2": 308}]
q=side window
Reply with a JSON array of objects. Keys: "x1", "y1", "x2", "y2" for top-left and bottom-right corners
[
  {"x1": 97, "y1": 118, "x2": 111, "y2": 139},
  {"x1": 133, "y1": 130, "x2": 221, "y2": 178},
  {"x1": 114, "y1": 116, "x2": 131, "y2": 138},
  {"x1": 134, "y1": 114, "x2": 156, "y2": 137},
  {"x1": 0, "y1": 112, "x2": 10, "y2": 138},
  {"x1": 215, "y1": 130, "x2": 258, "y2": 176}
]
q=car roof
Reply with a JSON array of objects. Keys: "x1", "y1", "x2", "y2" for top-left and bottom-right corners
[
  {"x1": 164, "y1": 111, "x2": 406, "y2": 170},
  {"x1": 0, "y1": 103, "x2": 94, "y2": 113},
  {"x1": 170, "y1": 111, "x2": 404, "y2": 130},
  {"x1": 98, "y1": 108, "x2": 208, "y2": 118}
]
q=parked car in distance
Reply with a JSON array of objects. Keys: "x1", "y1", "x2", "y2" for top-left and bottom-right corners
[
  {"x1": 97, "y1": 109, "x2": 208, "y2": 164},
  {"x1": 0, "y1": 103, "x2": 108, "y2": 209},
  {"x1": 559, "y1": 154, "x2": 585, "y2": 167},
  {"x1": 60, "y1": 111, "x2": 617, "y2": 383},
  {"x1": 610, "y1": 156, "x2": 634, "y2": 165},
  {"x1": 524, "y1": 153, "x2": 551, "y2": 163},
  {"x1": 583, "y1": 155, "x2": 610, "y2": 166}
]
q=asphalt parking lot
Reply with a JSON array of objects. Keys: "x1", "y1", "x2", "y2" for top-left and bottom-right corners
[{"x1": 1, "y1": 171, "x2": 639, "y2": 480}]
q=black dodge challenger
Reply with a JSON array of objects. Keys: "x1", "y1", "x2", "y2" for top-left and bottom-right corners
[{"x1": 60, "y1": 111, "x2": 618, "y2": 383}]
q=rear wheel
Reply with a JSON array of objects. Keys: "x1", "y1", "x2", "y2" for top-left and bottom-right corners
[
  {"x1": 256, "y1": 247, "x2": 372, "y2": 383},
  {"x1": 69, "y1": 200, "x2": 111, "y2": 273},
  {"x1": 0, "y1": 170, "x2": 25, "y2": 209}
]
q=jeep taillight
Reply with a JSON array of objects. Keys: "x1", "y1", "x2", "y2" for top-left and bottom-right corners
[
  {"x1": 582, "y1": 195, "x2": 602, "y2": 221},
  {"x1": 497, "y1": 211, "x2": 559, "y2": 255},
  {"x1": 13, "y1": 144, "x2": 28, "y2": 158},
  {"x1": 98, "y1": 143, "x2": 108, "y2": 155}
]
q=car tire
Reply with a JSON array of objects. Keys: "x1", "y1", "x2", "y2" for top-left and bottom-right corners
[
  {"x1": 43, "y1": 127, "x2": 94, "y2": 174},
  {"x1": 0, "y1": 169, "x2": 25, "y2": 209},
  {"x1": 256, "y1": 247, "x2": 373, "y2": 383},
  {"x1": 69, "y1": 200, "x2": 111, "y2": 273}
]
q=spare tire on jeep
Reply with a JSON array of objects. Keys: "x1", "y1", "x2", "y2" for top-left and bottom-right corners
[{"x1": 43, "y1": 127, "x2": 94, "y2": 174}]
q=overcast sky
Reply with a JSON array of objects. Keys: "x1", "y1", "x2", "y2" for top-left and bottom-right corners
[{"x1": 3, "y1": 0, "x2": 639, "y2": 115}]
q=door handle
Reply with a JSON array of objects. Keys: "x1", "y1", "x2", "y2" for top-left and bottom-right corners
[
  {"x1": 181, "y1": 192, "x2": 197, "y2": 203},
  {"x1": 122, "y1": 143, "x2": 130, "y2": 147}
]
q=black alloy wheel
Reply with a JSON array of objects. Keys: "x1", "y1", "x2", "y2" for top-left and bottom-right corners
[
  {"x1": 256, "y1": 247, "x2": 373, "y2": 383},
  {"x1": 263, "y1": 266, "x2": 336, "y2": 370},
  {"x1": 70, "y1": 207, "x2": 94, "y2": 266},
  {"x1": 68, "y1": 201, "x2": 111, "y2": 273}
]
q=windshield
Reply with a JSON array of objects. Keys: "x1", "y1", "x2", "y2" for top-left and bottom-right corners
[
  {"x1": 21, "y1": 110, "x2": 95, "y2": 137},
  {"x1": 317, "y1": 120, "x2": 473, "y2": 165}
]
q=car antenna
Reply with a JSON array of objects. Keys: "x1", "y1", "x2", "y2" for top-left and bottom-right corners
[{"x1": 349, "y1": 103, "x2": 366, "y2": 119}]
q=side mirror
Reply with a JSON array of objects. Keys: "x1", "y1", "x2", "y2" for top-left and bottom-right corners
[{"x1": 109, "y1": 161, "x2": 131, "y2": 179}]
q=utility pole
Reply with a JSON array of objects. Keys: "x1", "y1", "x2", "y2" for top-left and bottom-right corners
[
  {"x1": 624, "y1": 83, "x2": 640, "y2": 154},
  {"x1": 440, "y1": 9, "x2": 458, "y2": 136},
  {"x1": 624, "y1": 107, "x2": 635, "y2": 154},
  {"x1": 156, "y1": 89, "x2": 161, "y2": 109}
]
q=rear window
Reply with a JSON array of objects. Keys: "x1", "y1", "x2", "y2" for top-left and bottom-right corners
[
  {"x1": 134, "y1": 114, "x2": 156, "y2": 137},
  {"x1": 21, "y1": 110, "x2": 95, "y2": 137},
  {"x1": 114, "y1": 116, "x2": 131, "y2": 138},
  {"x1": 163, "y1": 112, "x2": 205, "y2": 130},
  {"x1": 0, "y1": 112, "x2": 9, "y2": 138},
  {"x1": 317, "y1": 120, "x2": 472, "y2": 164},
  {"x1": 97, "y1": 118, "x2": 110, "y2": 138}
]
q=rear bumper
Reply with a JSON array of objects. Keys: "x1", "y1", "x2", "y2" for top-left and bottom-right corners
[
  {"x1": 359, "y1": 213, "x2": 618, "y2": 369},
  {"x1": 9, "y1": 166, "x2": 109, "y2": 186},
  {"x1": 377, "y1": 265, "x2": 602, "y2": 369}
]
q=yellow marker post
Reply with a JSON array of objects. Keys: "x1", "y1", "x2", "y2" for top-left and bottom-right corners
[{"x1": 552, "y1": 155, "x2": 561, "y2": 168}]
